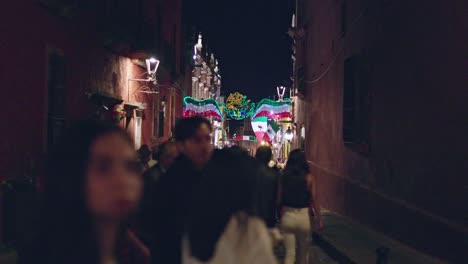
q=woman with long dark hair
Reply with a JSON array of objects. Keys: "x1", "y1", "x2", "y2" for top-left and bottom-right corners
[
  {"x1": 182, "y1": 148, "x2": 277, "y2": 264},
  {"x1": 280, "y1": 149, "x2": 323, "y2": 264},
  {"x1": 18, "y1": 120, "x2": 149, "y2": 264}
]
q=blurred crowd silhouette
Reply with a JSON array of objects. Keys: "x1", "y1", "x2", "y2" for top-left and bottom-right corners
[{"x1": 16, "y1": 117, "x2": 322, "y2": 264}]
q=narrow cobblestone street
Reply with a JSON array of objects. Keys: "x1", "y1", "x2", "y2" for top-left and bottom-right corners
[{"x1": 0, "y1": 0, "x2": 465, "y2": 263}]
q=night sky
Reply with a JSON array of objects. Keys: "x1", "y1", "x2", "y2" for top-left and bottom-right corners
[{"x1": 184, "y1": 0, "x2": 294, "y2": 101}]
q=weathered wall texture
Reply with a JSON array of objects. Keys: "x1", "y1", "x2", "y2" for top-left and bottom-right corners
[
  {"x1": 0, "y1": 0, "x2": 185, "y2": 180},
  {"x1": 1, "y1": 2, "x2": 126, "y2": 179},
  {"x1": 296, "y1": 0, "x2": 467, "y2": 261},
  {"x1": 0, "y1": 0, "x2": 185, "y2": 242}
]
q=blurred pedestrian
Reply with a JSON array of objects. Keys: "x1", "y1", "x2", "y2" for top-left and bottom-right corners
[
  {"x1": 151, "y1": 116, "x2": 213, "y2": 264},
  {"x1": 138, "y1": 141, "x2": 179, "y2": 238},
  {"x1": 276, "y1": 158, "x2": 285, "y2": 170},
  {"x1": 18, "y1": 120, "x2": 148, "y2": 264},
  {"x1": 147, "y1": 141, "x2": 178, "y2": 184},
  {"x1": 151, "y1": 145, "x2": 159, "y2": 162},
  {"x1": 183, "y1": 148, "x2": 277, "y2": 264},
  {"x1": 279, "y1": 149, "x2": 323, "y2": 264},
  {"x1": 138, "y1": 145, "x2": 153, "y2": 171},
  {"x1": 254, "y1": 146, "x2": 280, "y2": 229}
]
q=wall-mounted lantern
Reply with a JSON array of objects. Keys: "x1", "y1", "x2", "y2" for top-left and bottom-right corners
[
  {"x1": 145, "y1": 58, "x2": 160, "y2": 83},
  {"x1": 128, "y1": 57, "x2": 160, "y2": 96}
]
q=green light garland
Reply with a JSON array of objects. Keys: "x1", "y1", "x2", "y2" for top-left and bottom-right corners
[
  {"x1": 183, "y1": 96, "x2": 223, "y2": 114},
  {"x1": 183, "y1": 96, "x2": 224, "y2": 120},
  {"x1": 253, "y1": 98, "x2": 291, "y2": 112},
  {"x1": 183, "y1": 95, "x2": 292, "y2": 121}
]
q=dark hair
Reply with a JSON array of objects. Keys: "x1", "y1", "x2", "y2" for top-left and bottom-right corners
[
  {"x1": 157, "y1": 141, "x2": 176, "y2": 159},
  {"x1": 187, "y1": 148, "x2": 259, "y2": 261},
  {"x1": 24, "y1": 120, "x2": 134, "y2": 263},
  {"x1": 174, "y1": 116, "x2": 212, "y2": 141},
  {"x1": 138, "y1": 145, "x2": 151, "y2": 160},
  {"x1": 227, "y1": 145, "x2": 249, "y2": 155},
  {"x1": 283, "y1": 149, "x2": 309, "y2": 179},
  {"x1": 255, "y1": 146, "x2": 272, "y2": 165}
]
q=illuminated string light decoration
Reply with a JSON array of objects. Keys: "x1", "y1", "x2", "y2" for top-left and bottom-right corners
[
  {"x1": 223, "y1": 92, "x2": 255, "y2": 120},
  {"x1": 183, "y1": 96, "x2": 223, "y2": 120},
  {"x1": 251, "y1": 98, "x2": 292, "y2": 120}
]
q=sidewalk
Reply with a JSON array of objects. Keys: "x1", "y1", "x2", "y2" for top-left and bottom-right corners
[
  {"x1": 312, "y1": 210, "x2": 447, "y2": 264},
  {"x1": 0, "y1": 211, "x2": 450, "y2": 264},
  {"x1": 274, "y1": 233, "x2": 339, "y2": 264}
]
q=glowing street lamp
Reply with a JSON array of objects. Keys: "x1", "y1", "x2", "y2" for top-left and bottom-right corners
[
  {"x1": 146, "y1": 58, "x2": 160, "y2": 81},
  {"x1": 128, "y1": 57, "x2": 160, "y2": 95},
  {"x1": 277, "y1": 86, "x2": 286, "y2": 101}
]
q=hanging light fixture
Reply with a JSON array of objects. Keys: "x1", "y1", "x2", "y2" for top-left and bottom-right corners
[
  {"x1": 128, "y1": 57, "x2": 161, "y2": 95},
  {"x1": 146, "y1": 58, "x2": 160, "y2": 82},
  {"x1": 277, "y1": 86, "x2": 286, "y2": 101}
]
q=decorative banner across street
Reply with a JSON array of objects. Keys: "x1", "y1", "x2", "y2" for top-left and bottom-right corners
[
  {"x1": 252, "y1": 98, "x2": 292, "y2": 120},
  {"x1": 251, "y1": 116, "x2": 268, "y2": 142},
  {"x1": 184, "y1": 95, "x2": 291, "y2": 124},
  {"x1": 234, "y1": 135, "x2": 257, "y2": 142},
  {"x1": 183, "y1": 97, "x2": 223, "y2": 120},
  {"x1": 265, "y1": 119, "x2": 280, "y2": 141}
]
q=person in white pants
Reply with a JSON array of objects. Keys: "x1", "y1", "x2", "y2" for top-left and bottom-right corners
[{"x1": 279, "y1": 150, "x2": 323, "y2": 264}]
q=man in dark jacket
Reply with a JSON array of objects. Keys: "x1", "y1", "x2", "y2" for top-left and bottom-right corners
[
  {"x1": 151, "y1": 117, "x2": 213, "y2": 264},
  {"x1": 255, "y1": 146, "x2": 280, "y2": 228},
  {"x1": 145, "y1": 141, "x2": 179, "y2": 184},
  {"x1": 139, "y1": 141, "x2": 178, "y2": 237}
]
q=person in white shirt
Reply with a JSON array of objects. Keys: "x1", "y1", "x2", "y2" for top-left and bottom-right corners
[{"x1": 182, "y1": 148, "x2": 278, "y2": 264}]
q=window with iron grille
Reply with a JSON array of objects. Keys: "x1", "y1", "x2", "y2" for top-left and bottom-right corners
[
  {"x1": 343, "y1": 55, "x2": 370, "y2": 151},
  {"x1": 46, "y1": 49, "x2": 66, "y2": 151},
  {"x1": 341, "y1": 2, "x2": 347, "y2": 37},
  {"x1": 159, "y1": 98, "x2": 166, "y2": 138},
  {"x1": 153, "y1": 94, "x2": 160, "y2": 139},
  {"x1": 297, "y1": 65, "x2": 305, "y2": 95}
]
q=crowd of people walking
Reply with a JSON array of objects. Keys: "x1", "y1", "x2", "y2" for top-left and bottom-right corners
[{"x1": 16, "y1": 116, "x2": 322, "y2": 264}]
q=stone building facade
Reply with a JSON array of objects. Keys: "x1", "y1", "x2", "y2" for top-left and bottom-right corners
[
  {"x1": 191, "y1": 34, "x2": 222, "y2": 101},
  {"x1": 0, "y1": 0, "x2": 186, "y2": 243},
  {"x1": 290, "y1": 0, "x2": 466, "y2": 262}
]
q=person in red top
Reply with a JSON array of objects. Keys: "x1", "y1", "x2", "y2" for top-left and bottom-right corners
[{"x1": 18, "y1": 120, "x2": 149, "y2": 264}]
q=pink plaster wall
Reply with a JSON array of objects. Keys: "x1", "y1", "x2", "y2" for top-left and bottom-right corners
[
  {"x1": 0, "y1": 0, "x2": 185, "y2": 242},
  {"x1": 296, "y1": 0, "x2": 466, "y2": 261}
]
